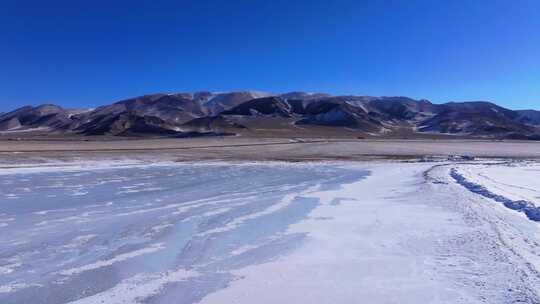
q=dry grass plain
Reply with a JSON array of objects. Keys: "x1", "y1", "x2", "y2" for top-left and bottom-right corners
[{"x1": 1, "y1": 137, "x2": 539, "y2": 163}]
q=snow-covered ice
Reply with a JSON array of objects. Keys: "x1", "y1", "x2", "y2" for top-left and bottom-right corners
[{"x1": 0, "y1": 160, "x2": 539, "y2": 303}]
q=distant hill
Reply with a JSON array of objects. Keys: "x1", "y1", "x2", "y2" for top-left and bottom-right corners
[
  {"x1": 1, "y1": 91, "x2": 539, "y2": 140},
  {"x1": 516, "y1": 110, "x2": 540, "y2": 126}
]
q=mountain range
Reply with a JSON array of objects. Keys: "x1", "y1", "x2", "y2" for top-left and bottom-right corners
[{"x1": 1, "y1": 91, "x2": 539, "y2": 140}]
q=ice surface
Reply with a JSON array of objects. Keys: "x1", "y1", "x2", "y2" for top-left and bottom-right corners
[
  {"x1": 1, "y1": 160, "x2": 539, "y2": 303},
  {"x1": 0, "y1": 162, "x2": 366, "y2": 303}
]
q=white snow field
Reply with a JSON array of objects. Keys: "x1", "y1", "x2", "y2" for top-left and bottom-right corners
[{"x1": 0, "y1": 160, "x2": 539, "y2": 303}]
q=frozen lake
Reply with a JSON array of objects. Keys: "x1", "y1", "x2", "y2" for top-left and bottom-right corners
[
  {"x1": 0, "y1": 162, "x2": 367, "y2": 303},
  {"x1": 1, "y1": 160, "x2": 539, "y2": 303}
]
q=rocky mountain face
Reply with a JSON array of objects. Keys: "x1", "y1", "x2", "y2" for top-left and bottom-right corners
[
  {"x1": 516, "y1": 110, "x2": 540, "y2": 126},
  {"x1": 1, "y1": 91, "x2": 539, "y2": 139},
  {"x1": 0, "y1": 104, "x2": 88, "y2": 133},
  {"x1": 418, "y1": 102, "x2": 536, "y2": 136}
]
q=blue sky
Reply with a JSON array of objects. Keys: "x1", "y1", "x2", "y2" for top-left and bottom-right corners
[{"x1": 1, "y1": 0, "x2": 539, "y2": 111}]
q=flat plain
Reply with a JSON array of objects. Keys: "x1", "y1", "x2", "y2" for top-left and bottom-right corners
[{"x1": 1, "y1": 138, "x2": 540, "y2": 162}]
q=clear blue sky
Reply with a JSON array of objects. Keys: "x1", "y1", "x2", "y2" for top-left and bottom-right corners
[{"x1": 1, "y1": 0, "x2": 539, "y2": 111}]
